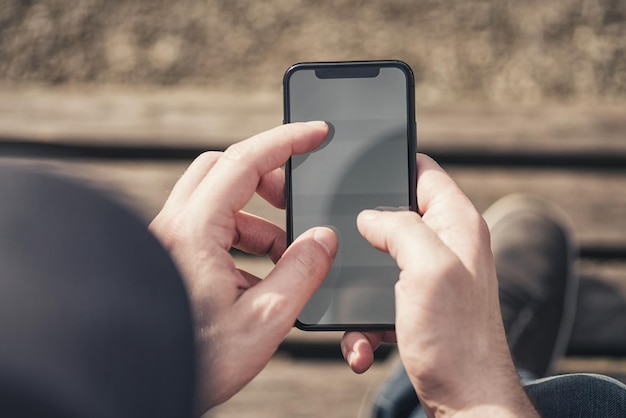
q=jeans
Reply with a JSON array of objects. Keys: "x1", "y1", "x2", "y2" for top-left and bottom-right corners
[
  {"x1": 372, "y1": 360, "x2": 626, "y2": 418},
  {"x1": 525, "y1": 373, "x2": 626, "y2": 417}
]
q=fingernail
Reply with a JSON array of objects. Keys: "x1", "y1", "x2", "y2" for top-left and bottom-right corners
[
  {"x1": 313, "y1": 227, "x2": 337, "y2": 257},
  {"x1": 359, "y1": 209, "x2": 378, "y2": 221},
  {"x1": 346, "y1": 350, "x2": 356, "y2": 366},
  {"x1": 305, "y1": 120, "x2": 327, "y2": 129}
]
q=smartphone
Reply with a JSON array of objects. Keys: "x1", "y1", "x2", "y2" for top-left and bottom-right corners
[{"x1": 284, "y1": 61, "x2": 417, "y2": 331}]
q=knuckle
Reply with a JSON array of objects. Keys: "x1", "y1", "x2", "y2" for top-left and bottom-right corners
[
  {"x1": 188, "y1": 151, "x2": 222, "y2": 172},
  {"x1": 397, "y1": 210, "x2": 421, "y2": 226},
  {"x1": 287, "y1": 236, "x2": 332, "y2": 281},
  {"x1": 196, "y1": 150, "x2": 221, "y2": 164},
  {"x1": 253, "y1": 292, "x2": 291, "y2": 323},
  {"x1": 154, "y1": 214, "x2": 190, "y2": 250},
  {"x1": 291, "y1": 245, "x2": 320, "y2": 277},
  {"x1": 223, "y1": 141, "x2": 254, "y2": 165},
  {"x1": 387, "y1": 211, "x2": 421, "y2": 237}
]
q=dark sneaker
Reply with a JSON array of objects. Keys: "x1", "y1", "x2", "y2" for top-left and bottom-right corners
[{"x1": 484, "y1": 194, "x2": 579, "y2": 379}]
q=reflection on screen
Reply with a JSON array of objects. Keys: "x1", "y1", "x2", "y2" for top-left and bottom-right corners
[{"x1": 288, "y1": 67, "x2": 410, "y2": 326}]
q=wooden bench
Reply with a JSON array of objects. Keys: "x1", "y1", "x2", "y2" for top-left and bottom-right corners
[{"x1": 2, "y1": 87, "x2": 626, "y2": 384}]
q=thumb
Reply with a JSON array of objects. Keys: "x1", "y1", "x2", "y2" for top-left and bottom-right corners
[{"x1": 240, "y1": 226, "x2": 338, "y2": 334}]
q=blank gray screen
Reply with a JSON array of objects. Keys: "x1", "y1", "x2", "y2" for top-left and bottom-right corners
[{"x1": 288, "y1": 66, "x2": 410, "y2": 327}]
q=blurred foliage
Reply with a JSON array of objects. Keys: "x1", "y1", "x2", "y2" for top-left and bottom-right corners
[{"x1": 1, "y1": 0, "x2": 625, "y2": 103}]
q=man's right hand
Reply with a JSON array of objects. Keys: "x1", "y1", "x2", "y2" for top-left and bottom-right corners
[{"x1": 341, "y1": 154, "x2": 537, "y2": 417}]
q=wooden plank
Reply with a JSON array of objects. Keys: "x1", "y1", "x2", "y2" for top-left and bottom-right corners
[
  {"x1": 448, "y1": 166, "x2": 626, "y2": 248},
  {"x1": 207, "y1": 355, "x2": 393, "y2": 418},
  {"x1": 1, "y1": 88, "x2": 625, "y2": 155},
  {"x1": 0, "y1": 88, "x2": 281, "y2": 147},
  {"x1": 2, "y1": 158, "x2": 623, "y2": 248},
  {"x1": 417, "y1": 103, "x2": 626, "y2": 155}
]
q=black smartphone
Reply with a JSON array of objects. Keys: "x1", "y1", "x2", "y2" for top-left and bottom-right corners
[{"x1": 284, "y1": 61, "x2": 417, "y2": 331}]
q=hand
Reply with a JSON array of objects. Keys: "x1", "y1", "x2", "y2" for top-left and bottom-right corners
[
  {"x1": 149, "y1": 122, "x2": 338, "y2": 413},
  {"x1": 341, "y1": 154, "x2": 536, "y2": 416}
]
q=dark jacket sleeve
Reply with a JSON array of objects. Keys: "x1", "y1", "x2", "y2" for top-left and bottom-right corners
[{"x1": 0, "y1": 166, "x2": 195, "y2": 418}]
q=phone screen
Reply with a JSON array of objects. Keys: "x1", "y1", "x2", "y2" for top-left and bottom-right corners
[{"x1": 284, "y1": 61, "x2": 416, "y2": 330}]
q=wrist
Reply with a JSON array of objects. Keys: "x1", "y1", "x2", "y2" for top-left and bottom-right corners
[{"x1": 422, "y1": 360, "x2": 538, "y2": 418}]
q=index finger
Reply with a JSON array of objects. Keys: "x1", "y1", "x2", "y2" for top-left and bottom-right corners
[{"x1": 188, "y1": 121, "x2": 328, "y2": 223}]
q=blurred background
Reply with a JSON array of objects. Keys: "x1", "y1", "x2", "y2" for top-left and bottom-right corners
[
  {"x1": 1, "y1": 1, "x2": 625, "y2": 417},
  {"x1": 1, "y1": 0, "x2": 625, "y2": 103}
]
